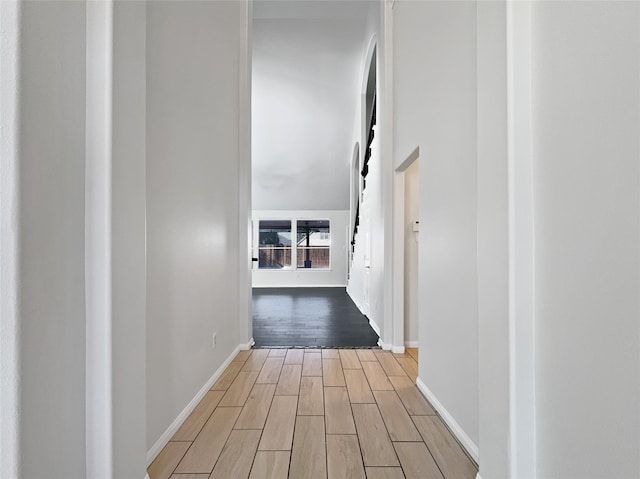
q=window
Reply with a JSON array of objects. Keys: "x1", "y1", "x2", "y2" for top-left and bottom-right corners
[
  {"x1": 255, "y1": 219, "x2": 331, "y2": 270},
  {"x1": 296, "y1": 220, "x2": 330, "y2": 269},
  {"x1": 258, "y1": 220, "x2": 292, "y2": 269}
]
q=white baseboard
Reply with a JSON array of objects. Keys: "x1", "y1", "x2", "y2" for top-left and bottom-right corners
[
  {"x1": 377, "y1": 339, "x2": 404, "y2": 353},
  {"x1": 369, "y1": 318, "x2": 381, "y2": 336},
  {"x1": 404, "y1": 341, "x2": 419, "y2": 348},
  {"x1": 415, "y1": 377, "x2": 479, "y2": 463},
  {"x1": 146, "y1": 345, "x2": 241, "y2": 466},
  {"x1": 239, "y1": 338, "x2": 254, "y2": 350},
  {"x1": 252, "y1": 284, "x2": 347, "y2": 288},
  {"x1": 377, "y1": 338, "x2": 390, "y2": 350}
]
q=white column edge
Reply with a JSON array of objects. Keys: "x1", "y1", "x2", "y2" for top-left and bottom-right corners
[
  {"x1": 0, "y1": 1, "x2": 22, "y2": 476},
  {"x1": 507, "y1": 1, "x2": 536, "y2": 478},
  {"x1": 85, "y1": 1, "x2": 114, "y2": 476}
]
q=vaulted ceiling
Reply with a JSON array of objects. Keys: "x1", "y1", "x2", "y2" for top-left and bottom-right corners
[{"x1": 252, "y1": 0, "x2": 373, "y2": 211}]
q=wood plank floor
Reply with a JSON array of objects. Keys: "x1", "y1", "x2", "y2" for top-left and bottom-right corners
[
  {"x1": 252, "y1": 288, "x2": 379, "y2": 347},
  {"x1": 148, "y1": 348, "x2": 477, "y2": 479}
]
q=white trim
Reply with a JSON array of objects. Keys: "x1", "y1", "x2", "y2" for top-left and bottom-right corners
[
  {"x1": 85, "y1": 2, "x2": 114, "y2": 476},
  {"x1": 404, "y1": 341, "x2": 419, "y2": 348},
  {"x1": 239, "y1": 338, "x2": 255, "y2": 350},
  {"x1": 476, "y1": 474, "x2": 483, "y2": 479},
  {"x1": 361, "y1": 34, "x2": 377, "y2": 96},
  {"x1": 377, "y1": 338, "x2": 392, "y2": 351},
  {"x1": 396, "y1": 146, "x2": 420, "y2": 172},
  {"x1": 380, "y1": 0, "x2": 396, "y2": 359},
  {"x1": 369, "y1": 318, "x2": 381, "y2": 337},
  {"x1": 507, "y1": 2, "x2": 536, "y2": 477},
  {"x1": 392, "y1": 169, "x2": 406, "y2": 353},
  {"x1": 252, "y1": 284, "x2": 346, "y2": 288},
  {"x1": 237, "y1": 0, "x2": 253, "y2": 348},
  {"x1": 0, "y1": 2, "x2": 21, "y2": 476},
  {"x1": 416, "y1": 377, "x2": 479, "y2": 463},
  {"x1": 146, "y1": 345, "x2": 241, "y2": 466},
  {"x1": 391, "y1": 345, "x2": 405, "y2": 354},
  {"x1": 144, "y1": 475, "x2": 150, "y2": 479}
]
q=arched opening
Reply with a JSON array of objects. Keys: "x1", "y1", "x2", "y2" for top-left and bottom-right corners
[
  {"x1": 347, "y1": 35, "x2": 377, "y2": 326},
  {"x1": 361, "y1": 43, "x2": 377, "y2": 192}
]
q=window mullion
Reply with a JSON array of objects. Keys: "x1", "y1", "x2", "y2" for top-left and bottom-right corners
[{"x1": 291, "y1": 218, "x2": 297, "y2": 270}]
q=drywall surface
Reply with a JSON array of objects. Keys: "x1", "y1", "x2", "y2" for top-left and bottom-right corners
[
  {"x1": 111, "y1": 2, "x2": 147, "y2": 476},
  {"x1": 403, "y1": 160, "x2": 419, "y2": 344},
  {"x1": 476, "y1": 1, "x2": 510, "y2": 477},
  {"x1": 393, "y1": 0, "x2": 479, "y2": 447},
  {"x1": 17, "y1": 1, "x2": 87, "y2": 476},
  {"x1": 252, "y1": 210, "x2": 349, "y2": 287},
  {"x1": 532, "y1": 2, "x2": 640, "y2": 477},
  {"x1": 86, "y1": 3, "x2": 148, "y2": 476},
  {"x1": 252, "y1": 10, "x2": 367, "y2": 211},
  {"x1": 146, "y1": 0, "x2": 245, "y2": 451}
]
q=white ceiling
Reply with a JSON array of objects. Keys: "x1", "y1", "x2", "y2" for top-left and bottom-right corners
[{"x1": 252, "y1": 1, "x2": 373, "y2": 211}]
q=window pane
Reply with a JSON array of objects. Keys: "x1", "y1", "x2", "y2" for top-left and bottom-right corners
[
  {"x1": 296, "y1": 220, "x2": 330, "y2": 269},
  {"x1": 258, "y1": 220, "x2": 292, "y2": 269}
]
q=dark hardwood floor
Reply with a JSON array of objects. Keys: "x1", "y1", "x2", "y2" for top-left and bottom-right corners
[{"x1": 252, "y1": 287, "x2": 379, "y2": 347}]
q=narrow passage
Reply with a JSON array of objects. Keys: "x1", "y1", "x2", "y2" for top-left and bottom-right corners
[{"x1": 148, "y1": 347, "x2": 478, "y2": 479}]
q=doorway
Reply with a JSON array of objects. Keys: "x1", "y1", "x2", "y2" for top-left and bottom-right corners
[
  {"x1": 403, "y1": 159, "x2": 420, "y2": 348},
  {"x1": 393, "y1": 147, "x2": 420, "y2": 350}
]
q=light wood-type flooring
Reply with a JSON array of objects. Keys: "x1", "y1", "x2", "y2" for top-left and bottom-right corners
[{"x1": 148, "y1": 348, "x2": 478, "y2": 479}]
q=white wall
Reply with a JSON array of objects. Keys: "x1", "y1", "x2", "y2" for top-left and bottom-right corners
[
  {"x1": 476, "y1": 1, "x2": 512, "y2": 477},
  {"x1": 146, "y1": 0, "x2": 247, "y2": 451},
  {"x1": 9, "y1": 2, "x2": 88, "y2": 476},
  {"x1": 252, "y1": 11, "x2": 366, "y2": 211},
  {"x1": 532, "y1": 2, "x2": 640, "y2": 477},
  {"x1": 346, "y1": 1, "x2": 384, "y2": 335},
  {"x1": 4, "y1": 2, "x2": 148, "y2": 476},
  {"x1": 111, "y1": 2, "x2": 147, "y2": 475},
  {"x1": 393, "y1": 0, "x2": 479, "y2": 451},
  {"x1": 403, "y1": 160, "x2": 419, "y2": 345},
  {"x1": 252, "y1": 210, "x2": 349, "y2": 287},
  {"x1": 2, "y1": 0, "x2": 251, "y2": 474},
  {"x1": 85, "y1": 4, "x2": 150, "y2": 475}
]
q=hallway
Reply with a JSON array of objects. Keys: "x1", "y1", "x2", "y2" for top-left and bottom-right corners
[
  {"x1": 252, "y1": 288, "x2": 379, "y2": 347},
  {"x1": 148, "y1": 348, "x2": 477, "y2": 479}
]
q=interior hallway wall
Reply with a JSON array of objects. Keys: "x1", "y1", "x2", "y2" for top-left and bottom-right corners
[
  {"x1": 110, "y1": 2, "x2": 148, "y2": 475},
  {"x1": 146, "y1": 0, "x2": 247, "y2": 452},
  {"x1": 476, "y1": 2, "x2": 511, "y2": 477},
  {"x1": 532, "y1": 2, "x2": 640, "y2": 477},
  {"x1": 5, "y1": 2, "x2": 148, "y2": 476},
  {"x1": 7, "y1": 2, "x2": 88, "y2": 476},
  {"x1": 393, "y1": 0, "x2": 479, "y2": 450}
]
